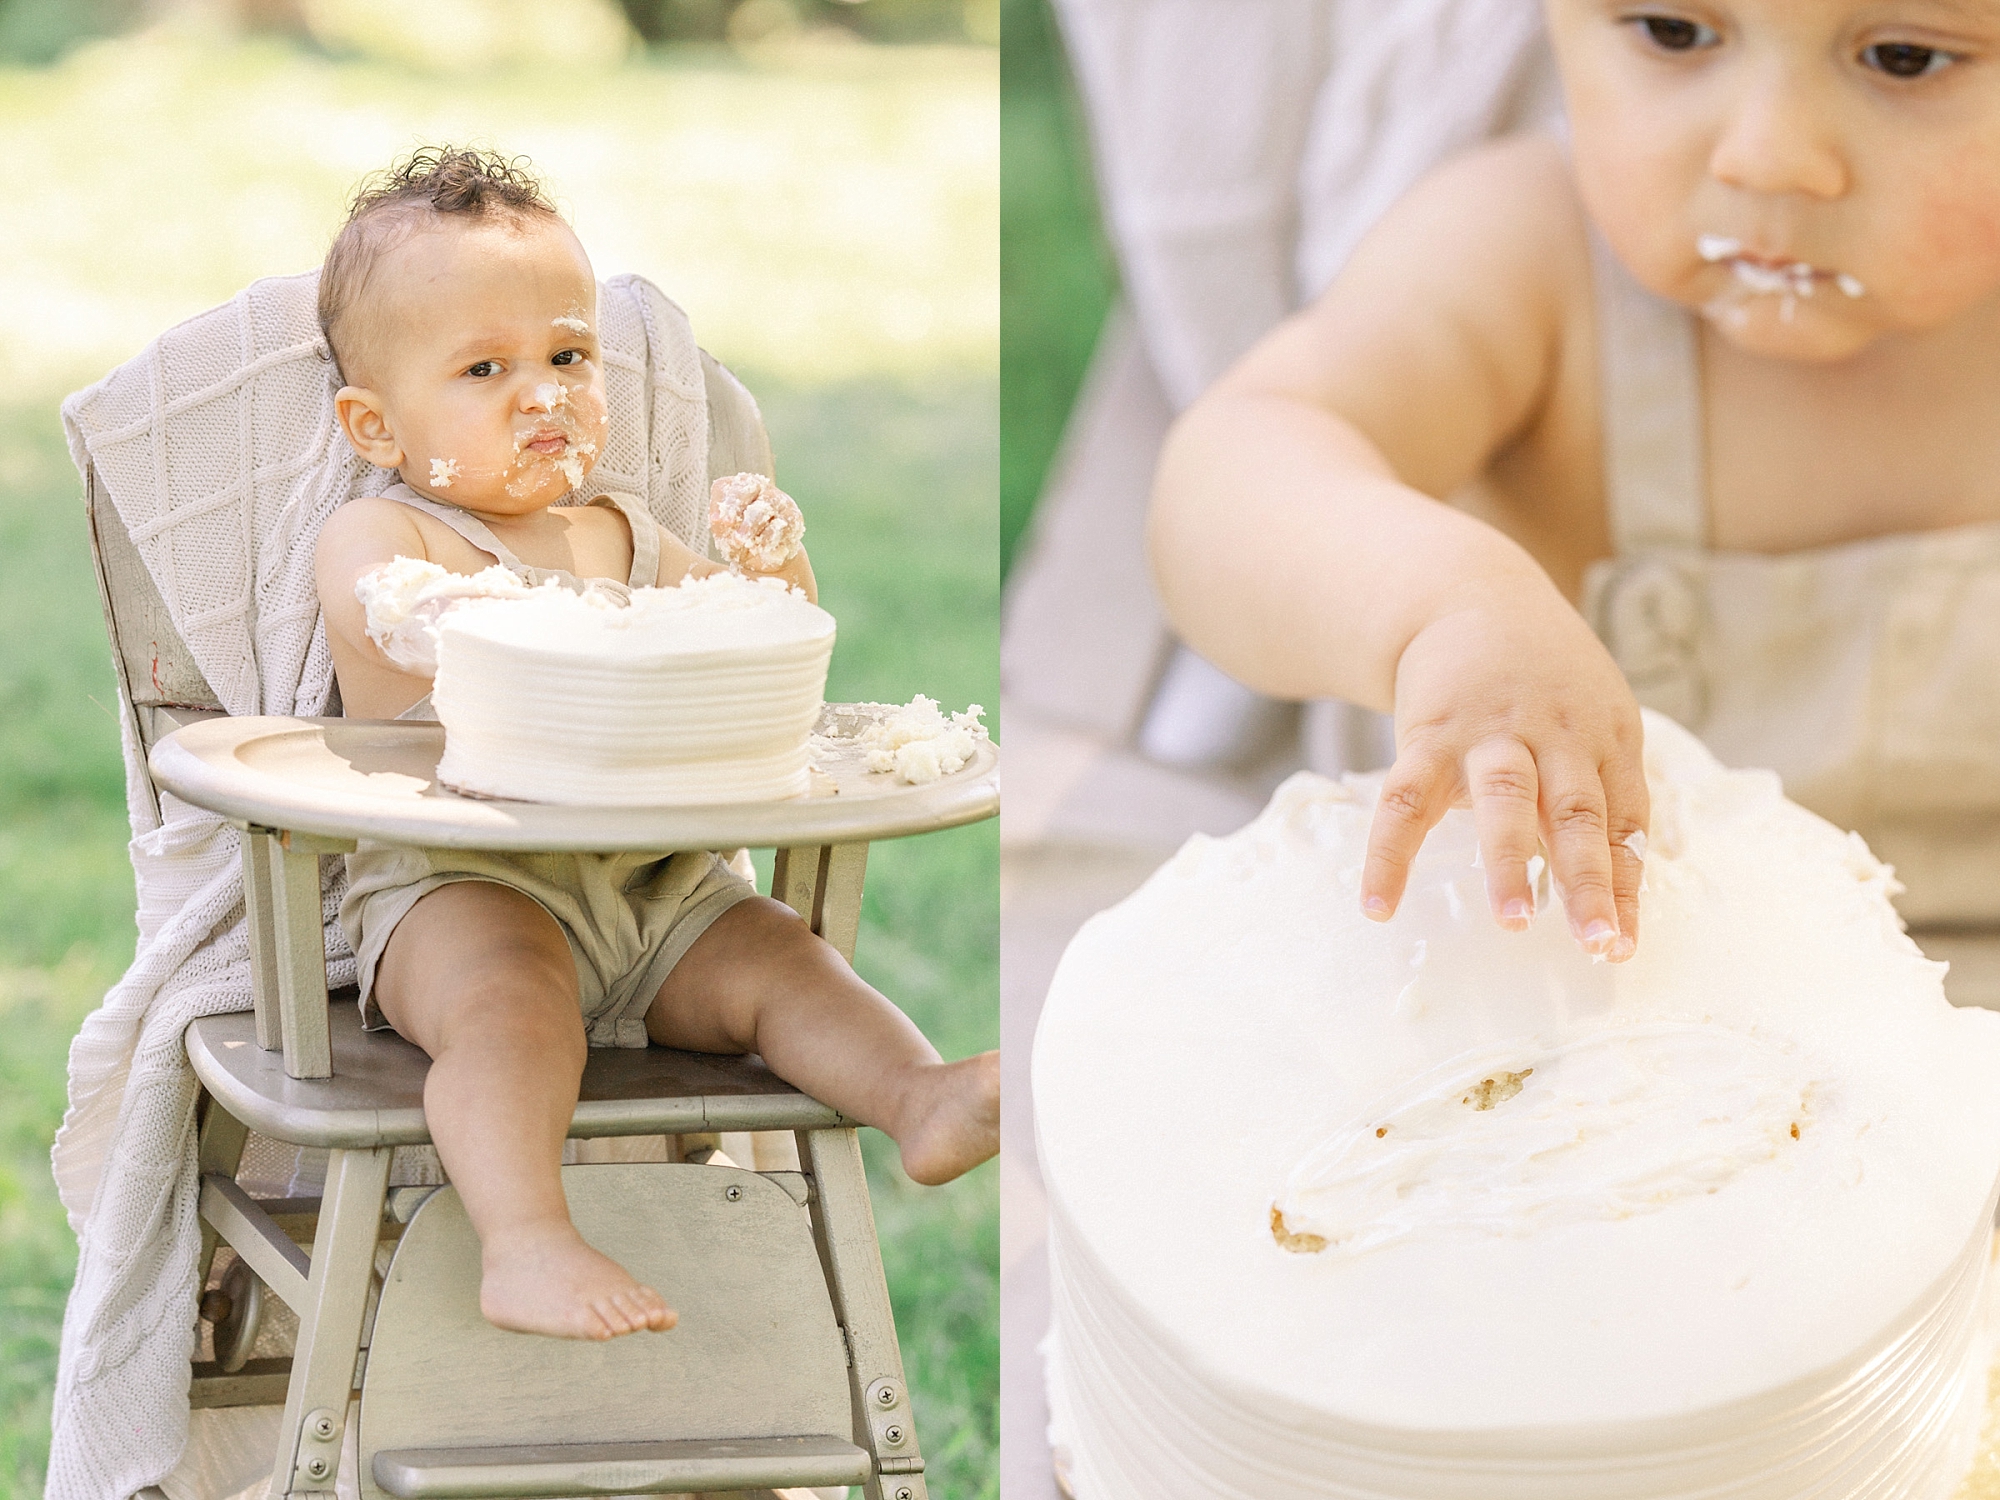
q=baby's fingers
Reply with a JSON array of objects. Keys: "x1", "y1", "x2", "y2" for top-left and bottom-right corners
[
  {"x1": 1361, "y1": 744, "x2": 1455, "y2": 922},
  {"x1": 1464, "y1": 738, "x2": 1541, "y2": 931},
  {"x1": 1602, "y1": 747, "x2": 1651, "y2": 963},
  {"x1": 1536, "y1": 750, "x2": 1619, "y2": 959}
]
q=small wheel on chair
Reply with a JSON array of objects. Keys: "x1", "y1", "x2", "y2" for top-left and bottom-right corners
[{"x1": 203, "y1": 1257, "x2": 266, "y2": 1373}]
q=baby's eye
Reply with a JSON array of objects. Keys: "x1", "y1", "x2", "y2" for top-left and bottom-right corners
[
  {"x1": 1632, "y1": 15, "x2": 1719, "y2": 51},
  {"x1": 1862, "y1": 42, "x2": 1954, "y2": 78},
  {"x1": 551, "y1": 348, "x2": 584, "y2": 366},
  {"x1": 465, "y1": 360, "x2": 499, "y2": 378}
]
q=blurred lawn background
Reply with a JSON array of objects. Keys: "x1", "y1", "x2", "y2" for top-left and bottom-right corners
[
  {"x1": 998, "y1": 0, "x2": 1112, "y2": 578},
  {"x1": 0, "y1": 0, "x2": 995, "y2": 1492}
]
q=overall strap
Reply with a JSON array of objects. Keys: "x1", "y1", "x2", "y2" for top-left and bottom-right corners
[
  {"x1": 1588, "y1": 232, "x2": 1709, "y2": 553},
  {"x1": 377, "y1": 484, "x2": 532, "y2": 573},
  {"x1": 588, "y1": 491, "x2": 663, "y2": 589}
]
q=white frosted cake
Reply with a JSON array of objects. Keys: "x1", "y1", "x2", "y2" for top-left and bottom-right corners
[
  {"x1": 431, "y1": 572, "x2": 835, "y2": 805},
  {"x1": 1034, "y1": 712, "x2": 2000, "y2": 1499}
]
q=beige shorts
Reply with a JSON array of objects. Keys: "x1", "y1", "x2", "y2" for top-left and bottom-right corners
[{"x1": 340, "y1": 844, "x2": 758, "y2": 1049}]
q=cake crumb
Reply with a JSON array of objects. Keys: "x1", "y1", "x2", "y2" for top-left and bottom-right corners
[
  {"x1": 1270, "y1": 1206, "x2": 1327, "y2": 1254},
  {"x1": 860, "y1": 695, "x2": 989, "y2": 784},
  {"x1": 1462, "y1": 1069, "x2": 1533, "y2": 1111},
  {"x1": 430, "y1": 456, "x2": 460, "y2": 489}
]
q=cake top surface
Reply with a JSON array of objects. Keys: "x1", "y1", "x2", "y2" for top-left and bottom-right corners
[
  {"x1": 1033, "y1": 711, "x2": 2000, "y2": 1433},
  {"x1": 439, "y1": 570, "x2": 834, "y2": 660}
]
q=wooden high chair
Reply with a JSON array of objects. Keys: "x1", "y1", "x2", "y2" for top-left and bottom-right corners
[{"x1": 85, "y1": 353, "x2": 997, "y2": 1500}]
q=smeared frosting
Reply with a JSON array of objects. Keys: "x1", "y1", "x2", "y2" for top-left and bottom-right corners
[{"x1": 1274, "y1": 1020, "x2": 1810, "y2": 1256}]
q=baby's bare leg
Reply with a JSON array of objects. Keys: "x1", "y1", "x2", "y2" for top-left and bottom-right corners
[
  {"x1": 646, "y1": 897, "x2": 998, "y2": 1185},
  {"x1": 373, "y1": 880, "x2": 674, "y2": 1340}
]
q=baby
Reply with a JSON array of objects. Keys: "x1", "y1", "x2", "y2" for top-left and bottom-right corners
[
  {"x1": 312, "y1": 148, "x2": 998, "y2": 1341},
  {"x1": 1151, "y1": 0, "x2": 2000, "y2": 960}
]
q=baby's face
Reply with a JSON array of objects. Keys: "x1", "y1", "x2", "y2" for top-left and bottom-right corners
[
  {"x1": 1547, "y1": 0, "x2": 2000, "y2": 360},
  {"x1": 334, "y1": 216, "x2": 609, "y2": 511}
]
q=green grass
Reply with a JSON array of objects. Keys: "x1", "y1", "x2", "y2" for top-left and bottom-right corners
[
  {"x1": 0, "y1": 28, "x2": 995, "y2": 1498},
  {"x1": 999, "y1": 0, "x2": 1116, "y2": 578},
  {"x1": 764, "y1": 371, "x2": 1001, "y2": 1497}
]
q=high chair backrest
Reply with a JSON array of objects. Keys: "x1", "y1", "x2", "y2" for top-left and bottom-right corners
[{"x1": 78, "y1": 277, "x2": 773, "y2": 816}]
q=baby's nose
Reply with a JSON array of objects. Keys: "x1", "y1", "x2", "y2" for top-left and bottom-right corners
[{"x1": 523, "y1": 380, "x2": 572, "y2": 414}]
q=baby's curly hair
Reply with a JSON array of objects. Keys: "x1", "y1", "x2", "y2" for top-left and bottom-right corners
[{"x1": 319, "y1": 146, "x2": 563, "y2": 381}]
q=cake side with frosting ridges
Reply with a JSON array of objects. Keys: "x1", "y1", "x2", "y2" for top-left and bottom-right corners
[{"x1": 433, "y1": 572, "x2": 834, "y2": 805}]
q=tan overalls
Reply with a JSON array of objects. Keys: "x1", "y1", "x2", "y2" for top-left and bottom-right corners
[
  {"x1": 1582, "y1": 243, "x2": 2000, "y2": 930},
  {"x1": 339, "y1": 484, "x2": 756, "y2": 1047}
]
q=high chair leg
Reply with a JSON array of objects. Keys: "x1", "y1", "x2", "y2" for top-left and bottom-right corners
[
  {"x1": 799, "y1": 1127, "x2": 928, "y2": 1500},
  {"x1": 194, "y1": 1092, "x2": 250, "y2": 1296},
  {"x1": 272, "y1": 1144, "x2": 391, "y2": 1498}
]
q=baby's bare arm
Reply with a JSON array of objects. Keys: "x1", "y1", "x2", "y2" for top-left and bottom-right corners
[
  {"x1": 1150, "y1": 136, "x2": 1647, "y2": 959},
  {"x1": 314, "y1": 497, "x2": 440, "y2": 718}
]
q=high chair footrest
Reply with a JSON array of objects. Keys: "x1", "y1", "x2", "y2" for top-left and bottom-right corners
[{"x1": 370, "y1": 1435, "x2": 873, "y2": 1497}]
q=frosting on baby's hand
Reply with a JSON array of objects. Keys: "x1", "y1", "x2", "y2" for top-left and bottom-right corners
[
  {"x1": 355, "y1": 557, "x2": 532, "y2": 673},
  {"x1": 709, "y1": 472, "x2": 805, "y2": 572}
]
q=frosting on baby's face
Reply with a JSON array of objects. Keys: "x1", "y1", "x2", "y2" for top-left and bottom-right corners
[
  {"x1": 1545, "y1": 0, "x2": 2000, "y2": 362},
  {"x1": 330, "y1": 216, "x2": 609, "y2": 516}
]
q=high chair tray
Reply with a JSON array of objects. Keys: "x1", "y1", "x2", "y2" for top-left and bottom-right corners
[{"x1": 150, "y1": 705, "x2": 998, "y2": 852}]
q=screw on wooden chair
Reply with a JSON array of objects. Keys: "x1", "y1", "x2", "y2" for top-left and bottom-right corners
[
  {"x1": 309, "y1": 1410, "x2": 337, "y2": 1440},
  {"x1": 893, "y1": 1487, "x2": 915, "y2": 1500},
  {"x1": 306, "y1": 1456, "x2": 330, "y2": 1479},
  {"x1": 875, "y1": 1382, "x2": 899, "y2": 1407},
  {"x1": 725, "y1": 1184, "x2": 743, "y2": 1201},
  {"x1": 883, "y1": 1424, "x2": 905, "y2": 1446}
]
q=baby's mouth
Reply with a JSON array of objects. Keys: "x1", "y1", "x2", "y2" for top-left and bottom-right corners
[
  {"x1": 1697, "y1": 234, "x2": 1865, "y2": 306},
  {"x1": 520, "y1": 430, "x2": 569, "y2": 457}
]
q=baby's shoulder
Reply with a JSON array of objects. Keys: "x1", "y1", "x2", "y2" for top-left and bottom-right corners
[
  {"x1": 317, "y1": 493, "x2": 428, "y2": 560},
  {"x1": 1358, "y1": 132, "x2": 1589, "y2": 300}
]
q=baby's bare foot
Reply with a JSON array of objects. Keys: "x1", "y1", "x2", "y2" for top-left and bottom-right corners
[
  {"x1": 897, "y1": 1051, "x2": 1000, "y2": 1186},
  {"x1": 479, "y1": 1224, "x2": 676, "y2": 1340}
]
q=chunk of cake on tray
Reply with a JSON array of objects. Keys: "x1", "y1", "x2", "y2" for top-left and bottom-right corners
[{"x1": 1033, "y1": 711, "x2": 2000, "y2": 1500}]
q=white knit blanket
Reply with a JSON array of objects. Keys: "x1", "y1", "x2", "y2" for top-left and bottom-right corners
[
  {"x1": 49, "y1": 269, "x2": 710, "y2": 1500},
  {"x1": 1054, "y1": 0, "x2": 1560, "y2": 408}
]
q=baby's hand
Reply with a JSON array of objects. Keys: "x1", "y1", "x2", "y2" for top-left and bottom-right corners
[
  {"x1": 709, "y1": 472, "x2": 805, "y2": 573},
  {"x1": 1364, "y1": 576, "x2": 1649, "y2": 961}
]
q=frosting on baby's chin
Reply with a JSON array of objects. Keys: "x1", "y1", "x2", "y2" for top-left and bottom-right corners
[{"x1": 1697, "y1": 233, "x2": 1865, "y2": 328}]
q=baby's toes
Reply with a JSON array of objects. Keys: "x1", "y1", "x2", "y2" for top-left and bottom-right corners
[
  {"x1": 612, "y1": 1286, "x2": 667, "y2": 1333},
  {"x1": 591, "y1": 1295, "x2": 641, "y2": 1336},
  {"x1": 635, "y1": 1286, "x2": 676, "y2": 1331}
]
